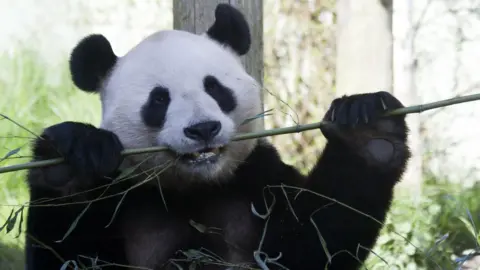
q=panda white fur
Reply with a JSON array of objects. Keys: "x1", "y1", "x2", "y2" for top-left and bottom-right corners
[
  {"x1": 99, "y1": 26, "x2": 262, "y2": 186},
  {"x1": 24, "y1": 3, "x2": 411, "y2": 270}
]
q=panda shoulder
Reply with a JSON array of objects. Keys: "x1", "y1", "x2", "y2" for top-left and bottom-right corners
[{"x1": 240, "y1": 138, "x2": 293, "y2": 176}]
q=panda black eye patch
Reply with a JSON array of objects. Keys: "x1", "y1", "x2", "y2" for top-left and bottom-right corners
[
  {"x1": 141, "y1": 86, "x2": 171, "y2": 128},
  {"x1": 203, "y1": 75, "x2": 237, "y2": 113}
]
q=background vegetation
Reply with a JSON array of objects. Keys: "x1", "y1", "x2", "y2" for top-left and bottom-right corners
[{"x1": 0, "y1": 50, "x2": 101, "y2": 270}]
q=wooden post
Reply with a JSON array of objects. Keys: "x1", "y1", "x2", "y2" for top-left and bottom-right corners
[
  {"x1": 173, "y1": 0, "x2": 264, "y2": 127},
  {"x1": 393, "y1": 0, "x2": 422, "y2": 194},
  {"x1": 337, "y1": 0, "x2": 422, "y2": 194}
]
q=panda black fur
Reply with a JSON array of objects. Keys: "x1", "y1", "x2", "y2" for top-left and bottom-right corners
[{"x1": 24, "y1": 3, "x2": 411, "y2": 270}]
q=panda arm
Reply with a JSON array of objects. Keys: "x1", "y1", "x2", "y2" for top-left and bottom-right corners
[{"x1": 257, "y1": 92, "x2": 410, "y2": 270}]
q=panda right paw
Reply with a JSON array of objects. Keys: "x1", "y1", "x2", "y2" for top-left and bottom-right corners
[
  {"x1": 319, "y1": 92, "x2": 409, "y2": 169},
  {"x1": 32, "y1": 121, "x2": 124, "y2": 187}
]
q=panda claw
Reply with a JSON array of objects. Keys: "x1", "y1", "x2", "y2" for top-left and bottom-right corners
[
  {"x1": 361, "y1": 104, "x2": 369, "y2": 124},
  {"x1": 330, "y1": 107, "x2": 336, "y2": 121},
  {"x1": 379, "y1": 97, "x2": 388, "y2": 110}
]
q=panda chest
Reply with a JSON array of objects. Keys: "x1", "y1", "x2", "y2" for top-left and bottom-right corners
[{"x1": 121, "y1": 190, "x2": 262, "y2": 266}]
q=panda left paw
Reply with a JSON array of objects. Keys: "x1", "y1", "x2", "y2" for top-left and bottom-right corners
[{"x1": 320, "y1": 91, "x2": 409, "y2": 167}]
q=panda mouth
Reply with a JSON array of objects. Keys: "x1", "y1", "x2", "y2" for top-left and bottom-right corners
[{"x1": 179, "y1": 146, "x2": 225, "y2": 164}]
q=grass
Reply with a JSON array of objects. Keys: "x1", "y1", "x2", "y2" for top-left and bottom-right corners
[
  {"x1": 0, "y1": 49, "x2": 479, "y2": 270},
  {"x1": 365, "y1": 177, "x2": 480, "y2": 270},
  {"x1": 0, "y1": 48, "x2": 101, "y2": 270}
]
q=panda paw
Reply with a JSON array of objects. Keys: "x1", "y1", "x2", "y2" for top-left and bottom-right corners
[
  {"x1": 320, "y1": 91, "x2": 409, "y2": 167},
  {"x1": 32, "y1": 121, "x2": 124, "y2": 187}
]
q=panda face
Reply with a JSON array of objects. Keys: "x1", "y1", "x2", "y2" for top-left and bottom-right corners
[
  {"x1": 69, "y1": 4, "x2": 259, "y2": 186},
  {"x1": 98, "y1": 30, "x2": 262, "y2": 184}
]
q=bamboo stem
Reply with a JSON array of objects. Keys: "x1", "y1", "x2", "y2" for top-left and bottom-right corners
[{"x1": 1, "y1": 93, "x2": 480, "y2": 174}]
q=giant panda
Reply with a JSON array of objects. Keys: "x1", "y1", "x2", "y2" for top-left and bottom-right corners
[{"x1": 24, "y1": 3, "x2": 411, "y2": 270}]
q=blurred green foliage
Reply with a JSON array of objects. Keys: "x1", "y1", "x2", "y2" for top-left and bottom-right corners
[
  {"x1": 366, "y1": 177, "x2": 480, "y2": 270},
  {"x1": 0, "y1": 48, "x2": 101, "y2": 270}
]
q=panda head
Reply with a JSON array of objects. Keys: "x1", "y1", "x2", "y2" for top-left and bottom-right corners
[{"x1": 68, "y1": 4, "x2": 262, "y2": 187}]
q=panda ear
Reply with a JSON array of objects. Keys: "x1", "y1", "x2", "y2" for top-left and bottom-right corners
[
  {"x1": 206, "y1": 3, "x2": 251, "y2": 56},
  {"x1": 69, "y1": 34, "x2": 117, "y2": 93}
]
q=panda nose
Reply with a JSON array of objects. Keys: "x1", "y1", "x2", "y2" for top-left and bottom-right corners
[{"x1": 184, "y1": 121, "x2": 222, "y2": 142}]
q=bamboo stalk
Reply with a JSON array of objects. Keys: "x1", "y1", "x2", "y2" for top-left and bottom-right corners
[{"x1": 1, "y1": 93, "x2": 480, "y2": 174}]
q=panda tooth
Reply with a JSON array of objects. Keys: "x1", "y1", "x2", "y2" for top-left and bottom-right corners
[{"x1": 203, "y1": 152, "x2": 214, "y2": 158}]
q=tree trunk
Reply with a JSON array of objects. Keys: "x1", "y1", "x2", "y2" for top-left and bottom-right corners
[
  {"x1": 336, "y1": 0, "x2": 393, "y2": 95},
  {"x1": 393, "y1": 0, "x2": 422, "y2": 193},
  {"x1": 336, "y1": 0, "x2": 422, "y2": 194}
]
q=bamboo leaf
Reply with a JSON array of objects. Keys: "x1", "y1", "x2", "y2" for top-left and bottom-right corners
[
  {"x1": 0, "y1": 209, "x2": 14, "y2": 232},
  {"x1": 105, "y1": 191, "x2": 129, "y2": 228},
  {"x1": 60, "y1": 260, "x2": 79, "y2": 270},
  {"x1": 56, "y1": 202, "x2": 92, "y2": 243},
  {"x1": 2, "y1": 147, "x2": 21, "y2": 160}
]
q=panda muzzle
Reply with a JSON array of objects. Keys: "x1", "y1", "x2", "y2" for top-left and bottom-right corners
[{"x1": 181, "y1": 146, "x2": 225, "y2": 162}]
